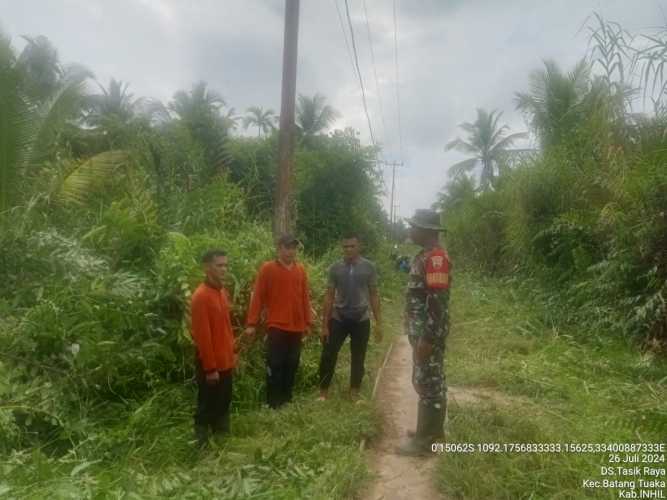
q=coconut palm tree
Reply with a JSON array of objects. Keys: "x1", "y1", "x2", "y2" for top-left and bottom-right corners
[
  {"x1": 296, "y1": 93, "x2": 339, "y2": 138},
  {"x1": 87, "y1": 79, "x2": 136, "y2": 126},
  {"x1": 243, "y1": 106, "x2": 276, "y2": 137},
  {"x1": 83, "y1": 79, "x2": 141, "y2": 147},
  {"x1": 16, "y1": 35, "x2": 61, "y2": 102},
  {"x1": 445, "y1": 108, "x2": 527, "y2": 190},
  {"x1": 0, "y1": 34, "x2": 123, "y2": 212},
  {"x1": 515, "y1": 59, "x2": 592, "y2": 148},
  {"x1": 169, "y1": 81, "x2": 225, "y2": 125},
  {"x1": 222, "y1": 107, "x2": 240, "y2": 132},
  {"x1": 169, "y1": 81, "x2": 229, "y2": 180}
]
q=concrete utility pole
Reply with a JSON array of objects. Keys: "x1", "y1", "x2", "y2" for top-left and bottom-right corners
[
  {"x1": 274, "y1": 0, "x2": 300, "y2": 238},
  {"x1": 383, "y1": 160, "x2": 402, "y2": 239},
  {"x1": 393, "y1": 203, "x2": 400, "y2": 241}
]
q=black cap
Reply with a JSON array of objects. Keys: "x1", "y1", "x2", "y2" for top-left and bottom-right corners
[{"x1": 277, "y1": 233, "x2": 301, "y2": 247}]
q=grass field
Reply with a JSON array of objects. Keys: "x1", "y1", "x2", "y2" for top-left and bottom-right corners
[
  {"x1": 0, "y1": 287, "x2": 404, "y2": 499},
  {"x1": 3, "y1": 270, "x2": 664, "y2": 499},
  {"x1": 440, "y1": 273, "x2": 667, "y2": 499}
]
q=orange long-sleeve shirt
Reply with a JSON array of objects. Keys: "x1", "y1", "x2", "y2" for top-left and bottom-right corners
[
  {"x1": 246, "y1": 260, "x2": 312, "y2": 333},
  {"x1": 191, "y1": 283, "x2": 236, "y2": 372}
]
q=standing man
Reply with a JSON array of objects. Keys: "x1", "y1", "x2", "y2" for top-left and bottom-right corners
[
  {"x1": 190, "y1": 249, "x2": 236, "y2": 447},
  {"x1": 244, "y1": 234, "x2": 312, "y2": 409},
  {"x1": 398, "y1": 209, "x2": 451, "y2": 456},
  {"x1": 318, "y1": 233, "x2": 382, "y2": 400}
]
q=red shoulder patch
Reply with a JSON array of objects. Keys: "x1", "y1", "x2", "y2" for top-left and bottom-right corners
[{"x1": 425, "y1": 249, "x2": 450, "y2": 289}]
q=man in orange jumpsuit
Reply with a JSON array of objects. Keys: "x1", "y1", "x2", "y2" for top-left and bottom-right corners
[
  {"x1": 191, "y1": 249, "x2": 236, "y2": 446},
  {"x1": 244, "y1": 234, "x2": 312, "y2": 409}
]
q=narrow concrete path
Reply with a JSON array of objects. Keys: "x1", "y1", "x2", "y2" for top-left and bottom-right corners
[{"x1": 362, "y1": 335, "x2": 443, "y2": 500}]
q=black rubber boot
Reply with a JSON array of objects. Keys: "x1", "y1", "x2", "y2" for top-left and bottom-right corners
[
  {"x1": 396, "y1": 403, "x2": 430, "y2": 456},
  {"x1": 427, "y1": 403, "x2": 445, "y2": 440},
  {"x1": 397, "y1": 402, "x2": 444, "y2": 456},
  {"x1": 407, "y1": 400, "x2": 445, "y2": 438},
  {"x1": 405, "y1": 400, "x2": 428, "y2": 438}
]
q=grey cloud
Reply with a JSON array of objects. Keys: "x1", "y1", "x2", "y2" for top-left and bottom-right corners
[{"x1": 0, "y1": 0, "x2": 663, "y2": 218}]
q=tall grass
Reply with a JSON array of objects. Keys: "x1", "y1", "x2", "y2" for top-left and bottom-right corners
[{"x1": 440, "y1": 272, "x2": 667, "y2": 499}]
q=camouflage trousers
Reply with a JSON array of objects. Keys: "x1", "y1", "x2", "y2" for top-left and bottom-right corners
[{"x1": 408, "y1": 336, "x2": 446, "y2": 412}]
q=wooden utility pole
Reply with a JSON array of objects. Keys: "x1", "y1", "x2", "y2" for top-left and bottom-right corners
[{"x1": 274, "y1": 0, "x2": 300, "y2": 238}]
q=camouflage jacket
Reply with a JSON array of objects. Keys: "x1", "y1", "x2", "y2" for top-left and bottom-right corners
[{"x1": 405, "y1": 245, "x2": 451, "y2": 342}]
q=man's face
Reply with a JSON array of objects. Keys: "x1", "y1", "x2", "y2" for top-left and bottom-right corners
[
  {"x1": 341, "y1": 238, "x2": 360, "y2": 261},
  {"x1": 409, "y1": 226, "x2": 437, "y2": 247},
  {"x1": 206, "y1": 255, "x2": 228, "y2": 284},
  {"x1": 278, "y1": 243, "x2": 297, "y2": 264}
]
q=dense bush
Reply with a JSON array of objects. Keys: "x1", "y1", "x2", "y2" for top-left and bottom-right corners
[
  {"x1": 439, "y1": 99, "x2": 667, "y2": 342},
  {"x1": 0, "y1": 35, "x2": 390, "y2": 451}
]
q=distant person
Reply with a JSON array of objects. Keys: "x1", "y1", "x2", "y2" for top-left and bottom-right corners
[
  {"x1": 397, "y1": 209, "x2": 451, "y2": 456},
  {"x1": 244, "y1": 234, "x2": 312, "y2": 409},
  {"x1": 318, "y1": 234, "x2": 383, "y2": 400},
  {"x1": 398, "y1": 255, "x2": 410, "y2": 273},
  {"x1": 390, "y1": 244, "x2": 399, "y2": 264},
  {"x1": 190, "y1": 249, "x2": 236, "y2": 447}
]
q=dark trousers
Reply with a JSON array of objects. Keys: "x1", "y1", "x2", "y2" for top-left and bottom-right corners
[
  {"x1": 266, "y1": 328, "x2": 303, "y2": 409},
  {"x1": 195, "y1": 361, "x2": 233, "y2": 433},
  {"x1": 319, "y1": 318, "x2": 370, "y2": 390}
]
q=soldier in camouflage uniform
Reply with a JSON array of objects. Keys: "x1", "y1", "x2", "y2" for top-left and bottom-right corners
[{"x1": 397, "y1": 209, "x2": 451, "y2": 456}]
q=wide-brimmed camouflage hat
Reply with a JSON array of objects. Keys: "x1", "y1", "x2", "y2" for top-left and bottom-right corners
[{"x1": 407, "y1": 209, "x2": 445, "y2": 231}]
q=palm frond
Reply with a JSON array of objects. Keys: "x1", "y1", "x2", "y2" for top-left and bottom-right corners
[
  {"x1": 20, "y1": 71, "x2": 88, "y2": 169},
  {"x1": 490, "y1": 132, "x2": 529, "y2": 154},
  {"x1": 136, "y1": 98, "x2": 170, "y2": 125},
  {"x1": 56, "y1": 150, "x2": 128, "y2": 205},
  {"x1": 445, "y1": 138, "x2": 479, "y2": 155},
  {"x1": 297, "y1": 93, "x2": 339, "y2": 136},
  {"x1": 0, "y1": 34, "x2": 25, "y2": 211},
  {"x1": 447, "y1": 157, "x2": 478, "y2": 178}
]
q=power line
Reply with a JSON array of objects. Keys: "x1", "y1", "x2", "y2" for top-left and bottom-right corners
[
  {"x1": 332, "y1": 0, "x2": 357, "y2": 80},
  {"x1": 343, "y1": 0, "x2": 377, "y2": 149},
  {"x1": 361, "y1": 0, "x2": 387, "y2": 149},
  {"x1": 352, "y1": 0, "x2": 386, "y2": 196},
  {"x1": 392, "y1": 0, "x2": 404, "y2": 161}
]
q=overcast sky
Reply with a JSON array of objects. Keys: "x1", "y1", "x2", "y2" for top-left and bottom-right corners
[{"x1": 1, "y1": 0, "x2": 664, "y2": 219}]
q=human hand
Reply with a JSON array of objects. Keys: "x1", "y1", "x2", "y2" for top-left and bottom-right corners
[
  {"x1": 320, "y1": 325, "x2": 329, "y2": 344},
  {"x1": 244, "y1": 326, "x2": 256, "y2": 343}
]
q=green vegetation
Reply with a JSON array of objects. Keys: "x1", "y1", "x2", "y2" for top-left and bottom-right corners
[
  {"x1": 0, "y1": 30, "x2": 400, "y2": 498},
  {"x1": 438, "y1": 15, "x2": 667, "y2": 343},
  {"x1": 441, "y1": 272, "x2": 666, "y2": 499},
  {"x1": 2, "y1": 10, "x2": 666, "y2": 500},
  {"x1": 436, "y1": 14, "x2": 667, "y2": 499},
  {"x1": 445, "y1": 108, "x2": 526, "y2": 190}
]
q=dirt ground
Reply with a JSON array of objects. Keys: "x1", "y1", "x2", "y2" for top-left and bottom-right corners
[
  {"x1": 362, "y1": 334, "x2": 443, "y2": 500},
  {"x1": 361, "y1": 334, "x2": 517, "y2": 500}
]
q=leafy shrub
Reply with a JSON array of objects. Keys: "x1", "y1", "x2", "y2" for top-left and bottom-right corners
[{"x1": 83, "y1": 190, "x2": 166, "y2": 270}]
